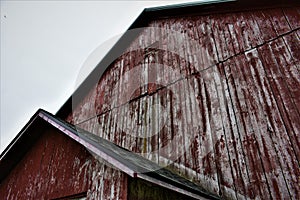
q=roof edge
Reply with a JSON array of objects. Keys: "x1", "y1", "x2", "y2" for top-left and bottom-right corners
[
  {"x1": 0, "y1": 109, "x2": 43, "y2": 160},
  {"x1": 55, "y1": 9, "x2": 148, "y2": 119},
  {"x1": 145, "y1": 0, "x2": 233, "y2": 12},
  {"x1": 1, "y1": 109, "x2": 220, "y2": 199}
]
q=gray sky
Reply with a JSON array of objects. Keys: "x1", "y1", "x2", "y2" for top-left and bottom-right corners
[{"x1": 0, "y1": 1, "x2": 205, "y2": 153}]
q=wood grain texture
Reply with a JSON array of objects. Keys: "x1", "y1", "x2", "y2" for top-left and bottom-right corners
[
  {"x1": 0, "y1": 126, "x2": 127, "y2": 200},
  {"x1": 67, "y1": 6, "x2": 300, "y2": 199}
]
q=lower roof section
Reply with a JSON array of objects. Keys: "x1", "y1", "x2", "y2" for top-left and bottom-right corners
[{"x1": 0, "y1": 109, "x2": 219, "y2": 200}]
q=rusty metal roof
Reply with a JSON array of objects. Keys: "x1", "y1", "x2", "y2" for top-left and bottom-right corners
[{"x1": 0, "y1": 109, "x2": 219, "y2": 200}]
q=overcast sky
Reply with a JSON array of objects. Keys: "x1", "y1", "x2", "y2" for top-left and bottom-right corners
[{"x1": 0, "y1": 0, "x2": 208, "y2": 153}]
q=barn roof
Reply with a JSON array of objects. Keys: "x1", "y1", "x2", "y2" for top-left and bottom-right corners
[
  {"x1": 0, "y1": 109, "x2": 219, "y2": 200},
  {"x1": 55, "y1": 0, "x2": 299, "y2": 119}
]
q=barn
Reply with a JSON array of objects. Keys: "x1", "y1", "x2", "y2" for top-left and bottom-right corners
[{"x1": 1, "y1": 0, "x2": 299, "y2": 199}]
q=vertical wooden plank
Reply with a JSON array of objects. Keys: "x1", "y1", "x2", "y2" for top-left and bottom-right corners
[
  {"x1": 30, "y1": 132, "x2": 51, "y2": 199},
  {"x1": 112, "y1": 106, "x2": 121, "y2": 146},
  {"x1": 98, "y1": 112, "x2": 106, "y2": 139},
  {"x1": 251, "y1": 10, "x2": 277, "y2": 43},
  {"x1": 159, "y1": 19, "x2": 170, "y2": 83},
  {"x1": 123, "y1": 100, "x2": 131, "y2": 152},
  {"x1": 232, "y1": 12, "x2": 252, "y2": 53},
  {"x1": 71, "y1": 152, "x2": 90, "y2": 193},
  {"x1": 134, "y1": 96, "x2": 142, "y2": 154},
  {"x1": 283, "y1": 33, "x2": 300, "y2": 71},
  {"x1": 166, "y1": 81, "x2": 185, "y2": 173},
  {"x1": 213, "y1": 65, "x2": 239, "y2": 199},
  {"x1": 134, "y1": 97, "x2": 142, "y2": 154},
  {"x1": 195, "y1": 16, "x2": 218, "y2": 70},
  {"x1": 111, "y1": 61, "x2": 121, "y2": 109},
  {"x1": 265, "y1": 9, "x2": 291, "y2": 36},
  {"x1": 222, "y1": 59, "x2": 252, "y2": 199},
  {"x1": 269, "y1": 37, "x2": 300, "y2": 115},
  {"x1": 87, "y1": 161, "x2": 105, "y2": 199},
  {"x1": 241, "y1": 12, "x2": 264, "y2": 48},
  {"x1": 45, "y1": 129, "x2": 64, "y2": 196},
  {"x1": 140, "y1": 95, "x2": 149, "y2": 158},
  {"x1": 150, "y1": 93, "x2": 159, "y2": 163},
  {"x1": 103, "y1": 166, "x2": 113, "y2": 200},
  {"x1": 108, "y1": 59, "x2": 118, "y2": 110},
  {"x1": 283, "y1": 7, "x2": 300, "y2": 30},
  {"x1": 94, "y1": 73, "x2": 106, "y2": 116},
  {"x1": 147, "y1": 94, "x2": 155, "y2": 162},
  {"x1": 179, "y1": 78, "x2": 189, "y2": 173},
  {"x1": 215, "y1": 14, "x2": 237, "y2": 59},
  {"x1": 54, "y1": 133, "x2": 69, "y2": 196},
  {"x1": 127, "y1": 99, "x2": 139, "y2": 153},
  {"x1": 226, "y1": 54, "x2": 270, "y2": 199},
  {"x1": 182, "y1": 77, "x2": 199, "y2": 179},
  {"x1": 153, "y1": 91, "x2": 161, "y2": 166},
  {"x1": 258, "y1": 41, "x2": 300, "y2": 154},
  {"x1": 105, "y1": 111, "x2": 112, "y2": 141},
  {"x1": 215, "y1": 64, "x2": 249, "y2": 199},
  {"x1": 257, "y1": 44, "x2": 300, "y2": 199},
  {"x1": 136, "y1": 96, "x2": 145, "y2": 154},
  {"x1": 147, "y1": 48, "x2": 158, "y2": 95},
  {"x1": 189, "y1": 74, "x2": 219, "y2": 195},
  {"x1": 189, "y1": 76, "x2": 203, "y2": 179},
  {"x1": 64, "y1": 135, "x2": 81, "y2": 195},
  {"x1": 244, "y1": 49, "x2": 291, "y2": 199},
  {"x1": 19, "y1": 131, "x2": 47, "y2": 199},
  {"x1": 145, "y1": 95, "x2": 152, "y2": 160},
  {"x1": 116, "y1": 100, "x2": 125, "y2": 148},
  {"x1": 112, "y1": 166, "x2": 127, "y2": 200},
  {"x1": 203, "y1": 67, "x2": 223, "y2": 197},
  {"x1": 226, "y1": 18, "x2": 241, "y2": 56},
  {"x1": 157, "y1": 88, "x2": 167, "y2": 166},
  {"x1": 222, "y1": 14, "x2": 236, "y2": 59},
  {"x1": 187, "y1": 76, "x2": 201, "y2": 175},
  {"x1": 169, "y1": 82, "x2": 180, "y2": 168},
  {"x1": 141, "y1": 28, "x2": 149, "y2": 96},
  {"x1": 108, "y1": 107, "x2": 117, "y2": 145},
  {"x1": 151, "y1": 92, "x2": 159, "y2": 164},
  {"x1": 182, "y1": 17, "x2": 195, "y2": 75},
  {"x1": 188, "y1": 18, "x2": 202, "y2": 74},
  {"x1": 204, "y1": 66, "x2": 237, "y2": 199},
  {"x1": 210, "y1": 14, "x2": 228, "y2": 62},
  {"x1": 186, "y1": 17, "x2": 200, "y2": 75},
  {"x1": 154, "y1": 20, "x2": 165, "y2": 92},
  {"x1": 238, "y1": 51, "x2": 280, "y2": 199},
  {"x1": 200, "y1": 67, "x2": 223, "y2": 197},
  {"x1": 221, "y1": 14, "x2": 240, "y2": 56},
  {"x1": 166, "y1": 18, "x2": 185, "y2": 80}
]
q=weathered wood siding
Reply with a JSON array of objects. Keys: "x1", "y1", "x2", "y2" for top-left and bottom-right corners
[
  {"x1": 66, "y1": 6, "x2": 300, "y2": 199},
  {"x1": 0, "y1": 126, "x2": 127, "y2": 200}
]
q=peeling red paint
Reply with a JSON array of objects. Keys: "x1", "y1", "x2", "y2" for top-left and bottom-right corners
[
  {"x1": 0, "y1": 126, "x2": 127, "y2": 200},
  {"x1": 65, "y1": 6, "x2": 300, "y2": 200}
]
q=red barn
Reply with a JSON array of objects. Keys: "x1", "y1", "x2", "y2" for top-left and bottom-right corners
[{"x1": 1, "y1": 0, "x2": 299, "y2": 199}]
